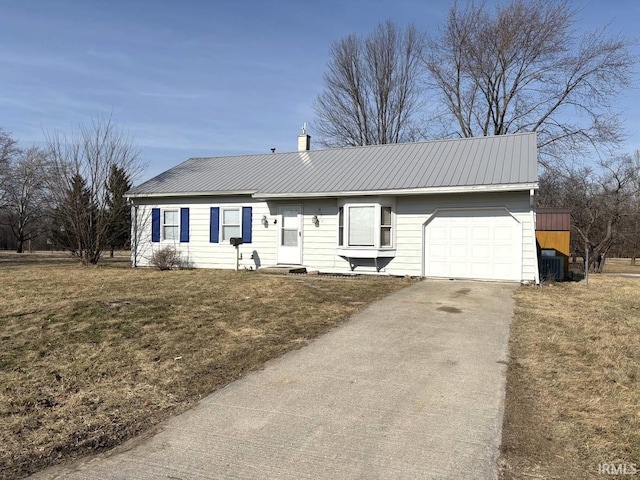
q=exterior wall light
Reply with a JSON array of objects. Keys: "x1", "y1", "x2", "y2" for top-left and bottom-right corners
[
  {"x1": 261, "y1": 215, "x2": 269, "y2": 227},
  {"x1": 312, "y1": 215, "x2": 320, "y2": 227}
]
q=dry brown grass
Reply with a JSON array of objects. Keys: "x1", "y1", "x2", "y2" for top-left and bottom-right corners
[
  {"x1": 603, "y1": 257, "x2": 640, "y2": 275},
  {"x1": 500, "y1": 275, "x2": 640, "y2": 479},
  {"x1": 0, "y1": 252, "x2": 411, "y2": 479}
]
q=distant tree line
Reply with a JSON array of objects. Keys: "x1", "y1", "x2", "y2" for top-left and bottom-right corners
[
  {"x1": 313, "y1": 0, "x2": 638, "y2": 271},
  {"x1": 0, "y1": 115, "x2": 141, "y2": 264}
]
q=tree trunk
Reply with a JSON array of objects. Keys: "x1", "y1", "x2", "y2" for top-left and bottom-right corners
[
  {"x1": 600, "y1": 252, "x2": 608, "y2": 273},
  {"x1": 16, "y1": 240, "x2": 23, "y2": 254}
]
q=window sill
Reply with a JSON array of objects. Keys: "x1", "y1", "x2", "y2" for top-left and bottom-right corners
[
  {"x1": 337, "y1": 248, "x2": 396, "y2": 272},
  {"x1": 336, "y1": 248, "x2": 396, "y2": 258}
]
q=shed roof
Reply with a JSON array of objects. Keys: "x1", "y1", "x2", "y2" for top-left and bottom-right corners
[
  {"x1": 128, "y1": 132, "x2": 538, "y2": 198},
  {"x1": 536, "y1": 208, "x2": 571, "y2": 231}
]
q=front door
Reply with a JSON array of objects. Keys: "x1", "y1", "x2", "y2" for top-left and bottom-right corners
[{"x1": 277, "y1": 205, "x2": 302, "y2": 265}]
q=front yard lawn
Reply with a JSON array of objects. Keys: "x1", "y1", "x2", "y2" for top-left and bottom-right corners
[{"x1": 0, "y1": 253, "x2": 411, "y2": 479}]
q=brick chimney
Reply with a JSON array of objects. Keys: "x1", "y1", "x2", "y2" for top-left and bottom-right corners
[{"x1": 297, "y1": 123, "x2": 310, "y2": 151}]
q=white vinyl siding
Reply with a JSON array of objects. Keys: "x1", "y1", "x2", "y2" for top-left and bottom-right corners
[
  {"x1": 133, "y1": 198, "x2": 273, "y2": 270},
  {"x1": 298, "y1": 200, "x2": 340, "y2": 270},
  {"x1": 131, "y1": 191, "x2": 537, "y2": 282}
]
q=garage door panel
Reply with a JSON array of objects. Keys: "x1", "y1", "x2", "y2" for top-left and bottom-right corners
[
  {"x1": 450, "y1": 226, "x2": 468, "y2": 239},
  {"x1": 493, "y1": 246, "x2": 513, "y2": 255},
  {"x1": 429, "y1": 261, "x2": 450, "y2": 277},
  {"x1": 471, "y1": 226, "x2": 490, "y2": 239},
  {"x1": 470, "y1": 262, "x2": 493, "y2": 277},
  {"x1": 494, "y1": 226, "x2": 514, "y2": 240},
  {"x1": 470, "y1": 244, "x2": 491, "y2": 258},
  {"x1": 429, "y1": 226, "x2": 449, "y2": 240},
  {"x1": 425, "y1": 209, "x2": 521, "y2": 281},
  {"x1": 429, "y1": 244, "x2": 447, "y2": 257},
  {"x1": 450, "y1": 244, "x2": 468, "y2": 258},
  {"x1": 493, "y1": 264, "x2": 514, "y2": 279},
  {"x1": 450, "y1": 263, "x2": 470, "y2": 277}
]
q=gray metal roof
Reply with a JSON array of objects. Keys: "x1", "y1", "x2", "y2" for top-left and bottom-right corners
[{"x1": 128, "y1": 132, "x2": 538, "y2": 198}]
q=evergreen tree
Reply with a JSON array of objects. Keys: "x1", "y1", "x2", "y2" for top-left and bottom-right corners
[{"x1": 105, "y1": 164, "x2": 132, "y2": 257}]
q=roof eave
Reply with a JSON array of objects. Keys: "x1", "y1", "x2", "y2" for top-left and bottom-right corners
[
  {"x1": 125, "y1": 183, "x2": 539, "y2": 200},
  {"x1": 125, "y1": 190, "x2": 256, "y2": 199},
  {"x1": 253, "y1": 183, "x2": 539, "y2": 199}
]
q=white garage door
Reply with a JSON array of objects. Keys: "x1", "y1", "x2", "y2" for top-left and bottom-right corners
[{"x1": 424, "y1": 209, "x2": 522, "y2": 281}]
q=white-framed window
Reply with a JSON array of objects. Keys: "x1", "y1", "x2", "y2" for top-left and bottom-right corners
[
  {"x1": 380, "y1": 206, "x2": 392, "y2": 247},
  {"x1": 349, "y1": 205, "x2": 376, "y2": 246},
  {"x1": 163, "y1": 209, "x2": 179, "y2": 241},
  {"x1": 338, "y1": 203, "x2": 394, "y2": 249},
  {"x1": 338, "y1": 206, "x2": 344, "y2": 246},
  {"x1": 221, "y1": 207, "x2": 241, "y2": 241}
]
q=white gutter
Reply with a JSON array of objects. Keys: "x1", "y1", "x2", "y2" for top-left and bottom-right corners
[
  {"x1": 530, "y1": 188, "x2": 540, "y2": 285},
  {"x1": 254, "y1": 183, "x2": 539, "y2": 199},
  {"x1": 131, "y1": 200, "x2": 138, "y2": 268},
  {"x1": 125, "y1": 183, "x2": 539, "y2": 200},
  {"x1": 125, "y1": 190, "x2": 257, "y2": 199}
]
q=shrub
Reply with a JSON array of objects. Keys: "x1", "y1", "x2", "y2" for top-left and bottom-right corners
[{"x1": 149, "y1": 246, "x2": 182, "y2": 271}]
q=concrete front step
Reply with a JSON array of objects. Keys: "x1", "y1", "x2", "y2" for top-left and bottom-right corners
[{"x1": 258, "y1": 266, "x2": 307, "y2": 275}]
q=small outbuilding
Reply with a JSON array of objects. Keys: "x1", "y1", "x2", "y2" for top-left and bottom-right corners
[
  {"x1": 126, "y1": 132, "x2": 540, "y2": 283},
  {"x1": 535, "y1": 207, "x2": 571, "y2": 280}
]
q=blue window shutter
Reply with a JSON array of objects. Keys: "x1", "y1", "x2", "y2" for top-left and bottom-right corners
[
  {"x1": 210, "y1": 207, "x2": 220, "y2": 243},
  {"x1": 242, "y1": 207, "x2": 252, "y2": 244},
  {"x1": 180, "y1": 207, "x2": 189, "y2": 242},
  {"x1": 151, "y1": 208, "x2": 160, "y2": 242}
]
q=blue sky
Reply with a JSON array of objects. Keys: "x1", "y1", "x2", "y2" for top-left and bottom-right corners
[{"x1": 1, "y1": 0, "x2": 638, "y2": 183}]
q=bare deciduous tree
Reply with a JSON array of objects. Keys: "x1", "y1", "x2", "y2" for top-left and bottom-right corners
[
  {"x1": 424, "y1": 0, "x2": 634, "y2": 166},
  {"x1": 0, "y1": 147, "x2": 51, "y2": 253},
  {"x1": 539, "y1": 155, "x2": 638, "y2": 272},
  {"x1": 46, "y1": 115, "x2": 144, "y2": 265},
  {"x1": 618, "y1": 149, "x2": 640, "y2": 264},
  {"x1": 313, "y1": 20, "x2": 424, "y2": 147},
  {"x1": 0, "y1": 128, "x2": 20, "y2": 206},
  {"x1": 50, "y1": 173, "x2": 97, "y2": 259}
]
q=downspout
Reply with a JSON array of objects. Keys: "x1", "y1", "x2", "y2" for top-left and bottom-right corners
[
  {"x1": 129, "y1": 199, "x2": 138, "y2": 268},
  {"x1": 530, "y1": 189, "x2": 540, "y2": 285}
]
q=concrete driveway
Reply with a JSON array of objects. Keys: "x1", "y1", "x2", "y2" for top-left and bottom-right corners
[{"x1": 32, "y1": 279, "x2": 517, "y2": 480}]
